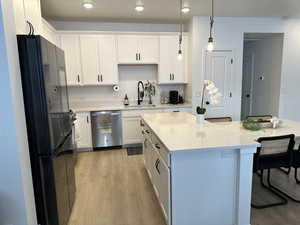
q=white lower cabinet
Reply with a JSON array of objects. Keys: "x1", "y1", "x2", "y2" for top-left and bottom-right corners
[
  {"x1": 142, "y1": 121, "x2": 171, "y2": 225},
  {"x1": 122, "y1": 116, "x2": 142, "y2": 145},
  {"x1": 74, "y1": 112, "x2": 93, "y2": 150}
]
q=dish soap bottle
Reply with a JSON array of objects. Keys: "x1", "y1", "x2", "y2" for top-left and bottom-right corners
[{"x1": 124, "y1": 94, "x2": 129, "y2": 106}]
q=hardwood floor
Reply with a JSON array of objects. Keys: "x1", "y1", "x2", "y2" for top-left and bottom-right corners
[
  {"x1": 68, "y1": 149, "x2": 166, "y2": 225},
  {"x1": 69, "y1": 149, "x2": 300, "y2": 225}
]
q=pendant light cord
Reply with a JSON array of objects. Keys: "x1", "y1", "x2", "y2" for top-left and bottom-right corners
[
  {"x1": 209, "y1": 0, "x2": 214, "y2": 38},
  {"x1": 179, "y1": 0, "x2": 183, "y2": 49}
]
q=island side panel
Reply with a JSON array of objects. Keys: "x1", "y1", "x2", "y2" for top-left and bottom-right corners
[{"x1": 170, "y1": 148, "x2": 254, "y2": 225}]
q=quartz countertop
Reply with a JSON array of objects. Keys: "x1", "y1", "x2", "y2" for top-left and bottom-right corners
[
  {"x1": 71, "y1": 103, "x2": 192, "y2": 112},
  {"x1": 141, "y1": 112, "x2": 300, "y2": 152}
]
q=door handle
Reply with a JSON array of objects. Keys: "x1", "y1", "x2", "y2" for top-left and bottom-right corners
[
  {"x1": 136, "y1": 53, "x2": 138, "y2": 61},
  {"x1": 139, "y1": 53, "x2": 141, "y2": 61},
  {"x1": 170, "y1": 74, "x2": 172, "y2": 80},
  {"x1": 97, "y1": 75, "x2": 100, "y2": 82},
  {"x1": 172, "y1": 74, "x2": 175, "y2": 80},
  {"x1": 77, "y1": 75, "x2": 80, "y2": 83},
  {"x1": 100, "y1": 75, "x2": 103, "y2": 82}
]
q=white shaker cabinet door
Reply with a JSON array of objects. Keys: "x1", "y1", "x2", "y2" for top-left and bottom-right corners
[
  {"x1": 122, "y1": 117, "x2": 143, "y2": 145},
  {"x1": 117, "y1": 36, "x2": 139, "y2": 63},
  {"x1": 159, "y1": 35, "x2": 187, "y2": 84},
  {"x1": 98, "y1": 36, "x2": 118, "y2": 85},
  {"x1": 80, "y1": 36, "x2": 100, "y2": 85},
  {"x1": 138, "y1": 36, "x2": 159, "y2": 64},
  {"x1": 75, "y1": 112, "x2": 93, "y2": 149},
  {"x1": 60, "y1": 35, "x2": 82, "y2": 86}
]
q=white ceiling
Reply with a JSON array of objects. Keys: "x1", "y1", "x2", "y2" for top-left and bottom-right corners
[{"x1": 41, "y1": 0, "x2": 300, "y2": 23}]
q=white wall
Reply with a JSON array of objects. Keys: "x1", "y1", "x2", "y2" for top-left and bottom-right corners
[
  {"x1": 190, "y1": 17, "x2": 300, "y2": 121},
  {"x1": 0, "y1": 0, "x2": 37, "y2": 224},
  {"x1": 244, "y1": 36, "x2": 283, "y2": 116},
  {"x1": 69, "y1": 65, "x2": 186, "y2": 108}
]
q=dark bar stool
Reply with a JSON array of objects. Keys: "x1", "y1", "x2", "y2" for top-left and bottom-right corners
[
  {"x1": 205, "y1": 117, "x2": 232, "y2": 123},
  {"x1": 252, "y1": 134, "x2": 295, "y2": 209}
]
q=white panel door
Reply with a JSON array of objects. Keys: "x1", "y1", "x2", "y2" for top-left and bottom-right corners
[
  {"x1": 60, "y1": 35, "x2": 82, "y2": 86},
  {"x1": 75, "y1": 112, "x2": 92, "y2": 149},
  {"x1": 139, "y1": 36, "x2": 159, "y2": 64},
  {"x1": 98, "y1": 36, "x2": 118, "y2": 85},
  {"x1": 80, "y1": 36, "x2": 100, "y2": 85},
  {"x1": 204, "y1": 51, "x2": 233, "y2": 118},
  {"x1": 117, "y1": 36, "x2": 139, "y2": 63}
]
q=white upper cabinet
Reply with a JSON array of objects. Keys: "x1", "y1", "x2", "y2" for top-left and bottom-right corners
[
  {"x1": 13, "y1": 0, "x2": 42, "y2": 34},
  {"x1": 158, "y1": 35, "x2": 188, "y2": 84},
  {"x1": 80, "y1": 36, "x2": 100, "y2": 85},
  {"x1": 80, "y1": 35, "x2": 118, "y2": 86},
  {"x1": 98, "y1": 36, "x2": 118, "y2": 85},
  {"x1": 60, "y1": 35, "x2": 83, "y2": 86},
  {"x1": 117, "y1": 35, "x2": 159, "y2": 64},
  {"x1": 139, "y1": 36, "x2": 159, "y2": 63}
]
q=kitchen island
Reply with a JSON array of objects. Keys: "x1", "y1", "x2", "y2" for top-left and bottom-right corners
[{"x1": 140, "y1": 112, "x2": 300, "y2": 225}]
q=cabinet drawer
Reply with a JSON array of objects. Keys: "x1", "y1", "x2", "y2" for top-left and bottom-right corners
[{"x1": 152, "y1": 134, "x2": 170, "y2": 167}]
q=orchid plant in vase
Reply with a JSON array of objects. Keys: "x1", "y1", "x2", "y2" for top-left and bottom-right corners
[
  {"x1": 196, "y1": 80, "x2": 222, "y2": 124},
  {"x1": 145, "y1": 80, "x2": 156, "y2": 105}
]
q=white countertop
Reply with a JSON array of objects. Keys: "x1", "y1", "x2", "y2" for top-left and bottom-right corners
[
  {"x1": 71, "y1": 103, "x2": 192, "y2": 112},
  {"x1": 141, "y1": 112, "x2": 300, "y2": 152}
]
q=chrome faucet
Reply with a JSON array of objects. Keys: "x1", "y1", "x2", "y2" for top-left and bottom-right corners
[{"x1": 137, "y1": 81, "x2": 144, "y2": 105}]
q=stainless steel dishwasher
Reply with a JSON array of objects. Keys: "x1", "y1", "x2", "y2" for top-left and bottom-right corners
[{"x1": 91, "y1": 111, "x2": 122, "y2": 148}]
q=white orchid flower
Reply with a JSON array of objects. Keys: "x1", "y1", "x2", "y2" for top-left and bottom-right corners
[{"x1": 209, "y1": 87, "x2": 219, "y2": 95}]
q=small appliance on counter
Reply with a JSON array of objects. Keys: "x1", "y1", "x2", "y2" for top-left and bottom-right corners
[
  {"x1": 169, "y1": 90, "x2": 179, "y2": 104},
  {"x1": 160, "y1": 91, "x2": 169, "y2": 104}
]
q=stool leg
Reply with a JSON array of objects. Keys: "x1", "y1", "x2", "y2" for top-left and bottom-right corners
[
  {"x1": 268, "y1": 169, "x2": 300, "y2": 203},
  {"x1": 295, "y1": 168, "x2": 300, "y2": 184},
  {"x1": 251, "y1": 169, "x2": 288, "y2": 209},
  {"x1": 278, "y1": 167, "x2": 291, "y2": 175}
]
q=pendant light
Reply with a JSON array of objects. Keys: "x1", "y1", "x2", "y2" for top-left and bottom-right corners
[
  {"x1": 178, "y1": 0, "x2": 183, "y2": 61},
  {"x1": 207, "y1": 0, "x2": 215, "y2": 52}
]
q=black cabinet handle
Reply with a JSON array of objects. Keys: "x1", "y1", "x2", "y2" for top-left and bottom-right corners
[
  {"x1": 136, "y1": 53, "x2": 138, "y2": 61},
  {"x1": 170, "y1": 74, "x2": 172, "y2": 80},
  {"x1": 173, "y1": 74, "x2": 175, "y2": 80},
  {"x1": 87, "y1": 116, "x2": 89, "y2": 123},
  {"x1": 140, "y1": 120, "x2": 145, "y2": 127},
  {"x1": 142, "y1": 130, "x2": 145, "y2": 135},
  {"x1": 155, "y1": 143, "x2": 160, "y2": 149},
  {"x1": 97, "y1": 75, "x2": 100, "y2": 82},
  {"x1": 139, "y1": 53, "x2": 141, "y2": 61},
  {"x1": 205, "y1": 101, "x2": 210, "y2": 105},
  {"x1": 77, "y1": 75, "x2": 80, "y2": 83},
  {"x1": 146, "y1": 130, "x2": 150, "y2": 134},
  {"x1": 155, "y1": 159, "x2": 160, "y2": 174},
  {"x1": 101, "y1": 75, "x2": 103, "y2": 82}
]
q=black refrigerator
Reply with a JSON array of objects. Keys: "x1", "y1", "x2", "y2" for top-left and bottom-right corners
[{"x1": 17, "y1": 35, "x2": 76, "y2": 225}]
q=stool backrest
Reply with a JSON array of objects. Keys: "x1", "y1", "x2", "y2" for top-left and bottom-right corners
[
  {"x1": 257, "y1": 134, "x2": 295, "y2": 156},
  {"x1": 205, "y1": 117, "x2": 232, "y2": 123}
]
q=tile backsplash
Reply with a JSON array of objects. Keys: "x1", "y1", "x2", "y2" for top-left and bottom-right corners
[{"x1": 68, "y1": 65, "x2": 186, "y2": 107}]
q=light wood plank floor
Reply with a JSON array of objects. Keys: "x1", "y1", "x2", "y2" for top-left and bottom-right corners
[
  {"x1": 68, "y1": 149, "x2": 166, "y2": 225},
  {"x1": 69, "y1": 149, "x2": 300, "y2": 225}
]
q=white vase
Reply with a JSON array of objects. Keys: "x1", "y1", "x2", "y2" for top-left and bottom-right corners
[{"x1": 196, "y1": 114, "x2": 205, "y2": 124}]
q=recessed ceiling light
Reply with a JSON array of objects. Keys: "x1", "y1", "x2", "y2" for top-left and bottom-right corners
[
  {"x1": 82, "y1": 1, "x2": 94, "y2": 9},
  {"x1": 181, "y1": 7, "x2": 190, "y2": 13},
  {"x1": 135, "y1": 5, "x2": 144, "y2": 12}
]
